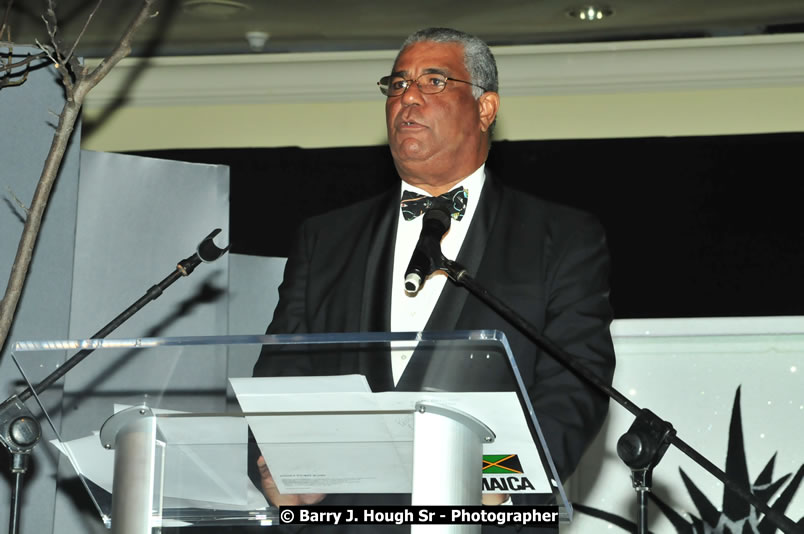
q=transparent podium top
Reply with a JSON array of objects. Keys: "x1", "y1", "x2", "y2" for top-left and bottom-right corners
[{"x1": 11, "y1": 331, "x2": 567, "y2": 529}]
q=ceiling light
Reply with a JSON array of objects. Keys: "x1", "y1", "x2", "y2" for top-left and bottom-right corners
[
  {"x1": 245, "y1": 31, "x2": 270, "y2": 52},
  {"x1": 567, "y1": 5, "x2": 614, "y2": 22},
  {"x1": 183, "y1": 0, "x2": 250, "y2": 18}
]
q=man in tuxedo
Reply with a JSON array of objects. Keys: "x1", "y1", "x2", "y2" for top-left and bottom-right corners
[{"x1": 252, "y1": 26, "x2": 615, "y2": 528}]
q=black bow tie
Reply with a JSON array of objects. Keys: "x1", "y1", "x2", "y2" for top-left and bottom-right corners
[{"x1": 400, "y1": 186, "x2": 468, "y2": 221}]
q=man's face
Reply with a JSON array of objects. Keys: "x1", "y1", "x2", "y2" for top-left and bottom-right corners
[{"x1": 385, "y1": 41, "x2": 494, "y2": 190}]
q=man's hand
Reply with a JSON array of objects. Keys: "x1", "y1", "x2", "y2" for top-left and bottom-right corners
[
  {"x1": 482, "y1": 493, "x2": 510, "y2": 505},
  {"x1": 257, "y1": 456, "x2": 326, "y2": 506}
]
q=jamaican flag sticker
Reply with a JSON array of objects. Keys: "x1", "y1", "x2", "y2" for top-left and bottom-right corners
[
  {"x1": 482, "y1": 454, "x2": 535, "y2": 492},
  {"x1": 482, "y1": 454, "x2": 523, "y2": 474}
]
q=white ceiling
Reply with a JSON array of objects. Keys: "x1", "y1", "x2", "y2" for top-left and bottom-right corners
[{"x1": 4, "y1": 0, "x2": 804, "y2": 57}]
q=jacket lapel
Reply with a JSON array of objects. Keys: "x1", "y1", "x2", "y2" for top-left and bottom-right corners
[
  {"x1": 359, "y1": 187, "x2": 398, "y2": 332},
  {"x1": 357, "y1": 187, "x2": 398, "y2": 390},
  {"x1": 424, "y1": 171, "x2": 502, "y2": 332}
]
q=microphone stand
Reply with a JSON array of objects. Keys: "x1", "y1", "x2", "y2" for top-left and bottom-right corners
[
  {"x1": 0, "y1": 228, "x2": 230, "y2": 534},
  {"x1": 430, "y1": 256, "x2": 799, "y2": 534}
]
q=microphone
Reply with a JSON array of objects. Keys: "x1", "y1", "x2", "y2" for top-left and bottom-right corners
[{"x1": 404, "y1": 208, "x2": 451, "y2": 294}]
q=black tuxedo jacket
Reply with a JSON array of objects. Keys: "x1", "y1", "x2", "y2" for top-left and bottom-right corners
[{"x1": 254, "y1": 172, "x2": 615, "y2": 490}]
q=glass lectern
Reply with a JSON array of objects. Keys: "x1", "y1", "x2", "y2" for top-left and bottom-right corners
[{"x1": 12, "y1": 331, "x2": 568, "y2": 532}]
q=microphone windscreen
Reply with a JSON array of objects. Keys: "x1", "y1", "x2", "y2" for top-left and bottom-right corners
[{"x1": 423, "y1": 207, "x2": 451, "y2": 231}]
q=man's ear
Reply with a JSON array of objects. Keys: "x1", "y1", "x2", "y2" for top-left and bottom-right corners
[{"x1": 477, "y1": 91, "x2": 500, "y2": 133}]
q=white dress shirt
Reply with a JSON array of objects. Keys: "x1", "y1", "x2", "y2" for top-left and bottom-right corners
[{"x1": 389, "y1": 164, "x2": 486, "y2": 385}]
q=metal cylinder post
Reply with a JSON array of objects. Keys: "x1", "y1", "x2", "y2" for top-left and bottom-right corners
[
  {"x1": 105, "y1": 409, "x2": 161, "y2": 534},
  {"x1": 411, "y1": 402, "x2": 495, "y2": 534}
]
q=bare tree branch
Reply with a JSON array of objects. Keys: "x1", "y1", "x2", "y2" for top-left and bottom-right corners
[
  {"x1": 31, "y1": 36, "x2": 75, "y2": 100},
  {"x1": 83, "y1": 0, "x2": 156, "y2": 92},
  {"x1": 5, "y1": 186, "x2": 30, "y2": 217},
  {"x1": 0, "y1": 0, "x2": 13, "y2": 42},
  {"x1": 0, "y1": 68, "x2": 29, "y2": 87},
  {"x1": 41, "y1": 0, "x2": 77, "y2": 95},
  {"x1": 42, "y1": 1, "x2": 64, "y2": 65},
  {"x1": 64, "y1": 0, "x2": 103, "y2": 66},
  {"x1": 0, "y1": 0, "x2": 157, "y2": 355},
  {"x1": 1, "y1": 0, "x2": 17, "y2": 81},
  {"x1": 1, "y1": 21, "x2": 47, "y2": 88},
  {"x1": 0, "y1": 50, "x2": 48, "y2": 72},
  {"x1": 34, "y1": 38, "x2": 58, "y2": 67}
]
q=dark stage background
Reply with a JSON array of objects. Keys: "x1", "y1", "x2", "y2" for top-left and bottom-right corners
[{"x1": 132, "y1": 132, "x2": 804, "y2": 319}]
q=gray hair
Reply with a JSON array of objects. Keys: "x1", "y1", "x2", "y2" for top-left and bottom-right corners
[{"x1": 396, "y1": 27, "x2": 498, "y2": 100}]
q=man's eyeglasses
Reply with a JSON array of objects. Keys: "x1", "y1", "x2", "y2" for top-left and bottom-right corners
[{"x1": 377, "y1": 73, "x2": 488, "y2": 97}]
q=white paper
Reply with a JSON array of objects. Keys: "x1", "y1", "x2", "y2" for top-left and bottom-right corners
[
  {"x1": 232, "y1": 374, "x2": 372, "y2": 395},
  {"x1": 231, "y1": 376, "x2": 550, "y2": 495}
]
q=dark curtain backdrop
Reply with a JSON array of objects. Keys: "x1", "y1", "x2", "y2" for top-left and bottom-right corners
[{"x1": 131, "y1": 132, "x2": 804, "y2": 319}]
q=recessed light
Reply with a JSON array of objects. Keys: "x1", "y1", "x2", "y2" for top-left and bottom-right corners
[
  {"x1": 567, "y1": 5, "x2": 614, "y2": 21},
  {"x1": 183, "y1": 0, "x2": 250, "y2": 18}
]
